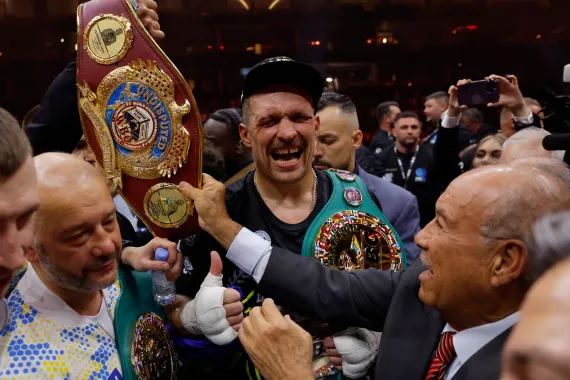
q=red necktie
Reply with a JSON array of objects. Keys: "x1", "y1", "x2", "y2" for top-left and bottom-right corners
[{"x1": 425, "y1": 331, "x2": 457, "y2": 380}]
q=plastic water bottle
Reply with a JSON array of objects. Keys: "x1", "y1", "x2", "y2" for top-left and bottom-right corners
[{"x1": 151, "y1": 247, "x2": 176, "y2": 305}]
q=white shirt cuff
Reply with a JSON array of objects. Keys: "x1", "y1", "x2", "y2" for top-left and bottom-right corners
[
  {"x1": 441, "y1": 110, "x2": 461, "y2": 129},
  {"x1": 513, "y1": 111, "x2": 534, "y2": 125},
  {"x1": 226, "y1": 228, "x2": 272, "y2": 283}
]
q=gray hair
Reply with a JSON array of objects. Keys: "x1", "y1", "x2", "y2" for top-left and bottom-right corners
[
  {"x1": 479, "y1": 160, "x2": 570, "y2": 286},
  {"x1": 525, "y1": 210, "x2": 570, "y2": 283}
]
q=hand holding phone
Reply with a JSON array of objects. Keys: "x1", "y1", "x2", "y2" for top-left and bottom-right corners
[{"x1": 458, "y1": 79, "x2": 500, "y2": 106}]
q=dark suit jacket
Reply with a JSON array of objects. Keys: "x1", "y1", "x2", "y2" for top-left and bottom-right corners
[
  {"x1": 258, "y1": 253, "x2": 510, "y2": 380},
  {"x1": 355, "y1": 145, "x2": 386, "y2": 178},
  {"x1": 356, "y1": 166, "x2": 421, "y2": 263}
]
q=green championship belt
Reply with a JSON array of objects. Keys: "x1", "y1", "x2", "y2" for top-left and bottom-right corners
[
  {"x1": 115, "y1": 267, "x2": 175, "y2": 380},
  {"x1": 301, "y1": 169, "x2": 407, "y2": 379}
]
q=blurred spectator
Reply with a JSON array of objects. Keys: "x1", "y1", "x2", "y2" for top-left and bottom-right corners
[
  {"x1": 500, "y1": 127, "x2": 565, "y2": 164},
  {"x1": 203, "y1": 108, "x2": 254, "y2": 183},
  {"x1": 524, "y1": 97, "x2": 545, "y2": 129},
  {"x1": 461, "y1": 108, "x2": 498, "y2": 142},
  {"x1": 423, "y1": 91, "x2": 476, "y2": 152},
  {"x1": 369, "y1": 101, "x2": 400, "y2": 154},
  {"x1": 376, "y1": 111, "x2": 436, "y2": 226},
  {"x1": 502, "y1": 210, "x2": 570, "y2": 380},
  {"x1": 471, "y1": 134, "x2": 507, "y2": 169}
]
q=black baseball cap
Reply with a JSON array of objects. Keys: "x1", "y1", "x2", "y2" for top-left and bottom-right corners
[{"x1": 241, "y1": 56, "x2": 324, "y2": 112}]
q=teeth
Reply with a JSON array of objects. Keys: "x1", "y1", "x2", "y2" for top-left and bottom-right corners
[{"x1": 273, "y1": 147, "x2": 300, "y2": 155}]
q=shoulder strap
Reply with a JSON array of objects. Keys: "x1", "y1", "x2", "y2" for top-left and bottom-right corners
[{"x1": 114, "y1": 267, "x2": 174, "y2": 380}]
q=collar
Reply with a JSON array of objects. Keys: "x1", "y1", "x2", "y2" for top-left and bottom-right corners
[
  {"x1": 443, "y1": 312, "x2": 520, "y2": 366},
  {"x1": 17, "y1": 264, "x2": 115, "y2": 324}
]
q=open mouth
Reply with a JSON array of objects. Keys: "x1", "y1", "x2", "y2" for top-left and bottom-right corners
[{"x1": 271, "y1": 147, "x2": 303, "y2": 164}]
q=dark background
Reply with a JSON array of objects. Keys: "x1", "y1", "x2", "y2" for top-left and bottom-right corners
[{"x1": 1, "y1": 0, "x2": 569, "y2": 137}]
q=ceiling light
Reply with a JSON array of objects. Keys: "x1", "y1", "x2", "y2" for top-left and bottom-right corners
[
  {"x1": 326, "y1": 77, "x2": 333, "y2": 83},
  {"x1": 268, "y1": 0, "x2": 281, "y2": 10},
  {"x1": 238, "y1": 0, "x2": 250, "y2": 10}
]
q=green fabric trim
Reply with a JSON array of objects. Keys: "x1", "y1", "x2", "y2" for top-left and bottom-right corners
[{"x1": 114, "y1": 267, "x2": 167, "y2": 380}]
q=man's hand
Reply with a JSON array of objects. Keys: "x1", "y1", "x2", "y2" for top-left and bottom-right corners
[
  {"x1": 447, "y1": 79, "x2": 471, "y2": 118},
  {"x1": 324, "y1": 336, "x2": 343, "y2": 370},
  {"x1": 171, "y1": 251, "x2": 243, "y2": 344},
  {"x1": 165, "y1": 294, "x2": 193, "y2": 335},
  {"x1": 239, "y1": 299, "x2": 314, "y2": 380},
  {"x1": 121, "y1": 237, "x2": 182, "y2": 281},
  {"x1": 137, "y1": 0, "x2": 165, "y2": 41},
  {"x1": 178, "y1": 175, "x2": 242, "y2": 249},
  {"x1": 331, "y1": 328, "x2": 381, "y2": 379},
  {"x1": 486, "y1": 74, "x2": 530, "y2": 118}
]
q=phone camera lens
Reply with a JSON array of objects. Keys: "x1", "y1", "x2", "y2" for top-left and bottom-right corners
[{"x1": 486, "y1": 81, "x2": 497, "y2": 93}]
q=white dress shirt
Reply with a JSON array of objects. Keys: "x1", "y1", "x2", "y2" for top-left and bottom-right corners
[
  {"x1": 443, "y1": 312, "x2": 520, "y2": 379},
  {"x1": 441, "y1": 110, "x2": 534, "y2": 129},
  {"x1": 227, "y1": 228, "x2": 272, "y2": 283}
]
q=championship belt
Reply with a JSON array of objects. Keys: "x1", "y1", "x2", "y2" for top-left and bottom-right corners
[
  {"x1": 115, "y1": 267, "x2": 175, "y2": 380},
  {"x1": 77, "y1": 0, "x2": 202, "y2": 241},
  {"x1": 301, "y1": 169, "x2": 407, "y2": 379}
]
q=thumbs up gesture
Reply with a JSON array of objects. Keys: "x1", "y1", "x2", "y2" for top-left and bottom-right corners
[{"x1": 176, "y1": 251, "x2": 244, "y2": 345}]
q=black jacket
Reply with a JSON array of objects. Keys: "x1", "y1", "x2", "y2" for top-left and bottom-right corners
[
  {"x1": 257, "y1": 252, "x2": 510, "y2": 380},
  {"x1": 368, "y1": 130, "x2": 394, "y2": 154},
  {"x1": 26, "y1": 56, "x2": 82, "y2": 155},
  {"x1": 355, "y1": 145, "x2": 386, "y2": 178}
]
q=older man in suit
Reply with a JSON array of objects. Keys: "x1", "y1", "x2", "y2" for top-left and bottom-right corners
[
  {"x1": 180, "y1": 157, "x2": 570, "y2": 380},
  {"x1": 313, "y1": 91, "x2": 421, "y2": 263}
]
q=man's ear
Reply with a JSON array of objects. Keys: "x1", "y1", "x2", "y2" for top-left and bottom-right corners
[
  {"x1": 352, "y1": 130, "x2": 363, "y2": 150},
  {"x1": 314, "y1": 115, "x2": 321, "y2": 134},
  {"x1": 239, "y1": 123, "x2": 252, "y2": 148},
  {"x1": 490, "y1": 240, "x2": 527, "y2": 288},
  {"x1": 26, "y1": 243, "x2": 40, "y2": 264}
]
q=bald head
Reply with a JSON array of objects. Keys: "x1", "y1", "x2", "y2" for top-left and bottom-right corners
[
  {"x1": 33, "y1": 153, "x2": 112, "y2": 231},
  {"x1": 501, "y1": 128, "x2": 564, "y2": 164}
]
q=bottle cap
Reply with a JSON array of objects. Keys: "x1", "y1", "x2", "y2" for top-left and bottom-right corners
[{"x1": 154, "y1": 247, "x2": 169, "y2": 262}]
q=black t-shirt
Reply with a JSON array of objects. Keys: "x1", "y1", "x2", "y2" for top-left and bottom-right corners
[
  {"x1": 397, "y1": 150, "x2": 415, "y2": 174},
  {"x1": 176, "y1": 170, "x2": 332, "y2": 300}
]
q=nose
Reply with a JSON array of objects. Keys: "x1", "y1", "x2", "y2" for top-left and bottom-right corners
[
  {"x1": 276, "y1": 119, "x2": 296, "y2": 141},
  {"x1": 414, "y1": 223, "x2": 431, "y2": 251},
  {"x1": 91, "y1": 224, "x2": 118, "y2": 257},
  {"x1": 0, "y1": 224, "x2": 27, "y2": 274}
]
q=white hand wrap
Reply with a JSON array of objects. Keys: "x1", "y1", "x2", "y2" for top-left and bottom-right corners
[
  {"x1": 179, "y1": 272, "x2": 238, "y2": 345},
  {"x1": 333, "y1": 328, "x2": 381, "y2": 379}
]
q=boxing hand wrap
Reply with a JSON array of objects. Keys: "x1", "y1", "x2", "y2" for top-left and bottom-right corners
[
  {"x1": 333, "y1": 328, "x2": 381, "y2": 379},
  {"x1": 180, "y1": 272, "x2": 238, "y2": 345}
]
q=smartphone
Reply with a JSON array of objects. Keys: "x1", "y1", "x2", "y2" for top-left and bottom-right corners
[{"x1": 458, "y1": 79, "x2": 500, "y2": 106}]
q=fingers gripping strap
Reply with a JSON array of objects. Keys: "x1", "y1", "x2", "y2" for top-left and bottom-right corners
[{"x1": 333, "y1": 328, "x2": 380, "y2": 379}]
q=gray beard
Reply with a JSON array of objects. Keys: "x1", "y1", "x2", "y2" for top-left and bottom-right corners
[{"x1": 36, "y1": 244, "x2": 118, "y2": 293}]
